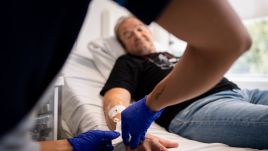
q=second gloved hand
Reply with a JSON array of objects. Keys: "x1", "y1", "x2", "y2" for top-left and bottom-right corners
[
  {"x1": 121, "y1": 96, "x2": 163, "y2": 149},
  {"x1": 67, "y1": 130, "x2": 120, "y2": 151}
]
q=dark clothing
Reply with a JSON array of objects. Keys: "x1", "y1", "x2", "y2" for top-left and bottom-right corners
[
  {"x1": 2, "y1": 0, "x2": 170, "y2": 138},
  {"x1": 3, "y1": 0, "x2": 91, "y2": 138},
  {"x1": 116, "y1": 0, "x2": 172, "y2": 25},
  {"x1": 101, "y1": 52, "x2": 239, "y2": 129}
]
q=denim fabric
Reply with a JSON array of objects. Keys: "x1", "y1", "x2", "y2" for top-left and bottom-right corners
[{"x1": 168, "y1": 89, "x2": 268, "y2": 149}]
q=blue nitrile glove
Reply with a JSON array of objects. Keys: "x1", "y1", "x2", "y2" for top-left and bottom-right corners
[
  {"x1": 121, "y1": 96, "x2": 163, "y2": 149},
  {"x1": 67, "y1": 130, "x2": 120, "y2": 151}
]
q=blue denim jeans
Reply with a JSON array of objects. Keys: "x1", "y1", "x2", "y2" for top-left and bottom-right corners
[{"x1": 168, "y1": 89, "x2": 268, "y2": 149}]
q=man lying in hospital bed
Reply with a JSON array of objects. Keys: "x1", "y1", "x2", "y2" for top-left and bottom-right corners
[
  {"x1": 61, "y1": 16, "x2": 268, "y2": 151},
  {"x1": 100, "y1": 16, "x2": 268, "y2": 150}
]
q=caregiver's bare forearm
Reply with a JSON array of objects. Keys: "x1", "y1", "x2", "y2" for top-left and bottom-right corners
[
  {"x1": 147, "y1": 44, "x2": 249, "y2": 111},
  {"x1": 147, "y1": 0, "x2": 251, "y2": 111}
]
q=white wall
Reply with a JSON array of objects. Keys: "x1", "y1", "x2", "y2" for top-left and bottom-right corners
[
  {"x1": 74, "y1": 0, "x2": 129, "y2": 52},
  {"x1": 74, "y1": 0, "x2": 171, "y2": 53},
  {"x1": 228, "y1": 0, "x2": 268, "y2": 19}
]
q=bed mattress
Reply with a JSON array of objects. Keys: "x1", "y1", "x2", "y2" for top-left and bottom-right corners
[{"x1": 61, "y1": 48, "x2": 267, "y2": 151}]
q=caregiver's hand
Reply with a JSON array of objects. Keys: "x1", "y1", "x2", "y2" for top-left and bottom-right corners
[
  {"x1": 121, "y1": 96, "x2": 163, "y2": 149},
  {"x1": 67, "y1": 130, "x2": 120, "y2": 151},
  {"x1": 126, "y1": 133, "x2": 179, "y2": 151}
]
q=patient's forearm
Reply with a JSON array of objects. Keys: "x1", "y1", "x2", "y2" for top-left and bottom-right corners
[
  {"x1": 103, "y1": 88, "x2": 131, "y2": 130},
  {"x1": 39, "y1": 140, "x2": 72, "y2": 151}
]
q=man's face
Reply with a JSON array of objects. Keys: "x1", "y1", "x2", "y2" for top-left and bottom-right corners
[{"x1": 118, "y1": 18, "x2": 156, "y2": 56}]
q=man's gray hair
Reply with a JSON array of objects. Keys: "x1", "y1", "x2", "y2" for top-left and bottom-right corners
[{"x1": 114, "y1": 16, "x2": 135, "y2": 48}]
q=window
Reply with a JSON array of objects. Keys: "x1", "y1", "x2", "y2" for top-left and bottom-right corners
[
  {"x1": 167, "y1": 17, "x2": 268, "y2": 78},
  {"x1": 227, "y1": 17, "x2": 268, "y2": 76}
]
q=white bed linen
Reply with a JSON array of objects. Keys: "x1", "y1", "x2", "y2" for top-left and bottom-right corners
[
  {"x1": 60, "y1": 43, "x2": 266, "y2": 151},
  {"x1": 61, "y1": 48, "x2": 109, "y2": 135},
  {"x1": 115, "y1": 123, "x2": 262, "y2": 151}
]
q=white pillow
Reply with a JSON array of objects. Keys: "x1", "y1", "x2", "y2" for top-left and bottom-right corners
[
  {"x1": 88, "y1": 36, "x2": 170, "y2": 80},
  {"x1": 88, "y1": 36, "x2": 125, "y2": 80}
]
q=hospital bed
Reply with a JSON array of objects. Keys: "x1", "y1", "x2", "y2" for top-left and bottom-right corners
[{"x1": 60, "y1": 5, "x2": 268, "y2": 151}]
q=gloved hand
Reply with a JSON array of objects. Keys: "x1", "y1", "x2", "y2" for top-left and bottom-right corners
[
  {"x1": 121, "y1": 96, "x2": 163, "y2": 149},
  {"x1": 67, "y1": 130, "x2": 120, "y2": 151}
]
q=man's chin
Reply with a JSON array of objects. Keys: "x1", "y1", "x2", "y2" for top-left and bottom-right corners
[
  {"x1": 130, "y1": 48, "x2": 153, "y2": 56},
  {"x1": 143, "y1": 50, "x2": 154, "y2": 56},
  {"x1": 140, "y1": 48, "x2": 152, "y2": 55}
]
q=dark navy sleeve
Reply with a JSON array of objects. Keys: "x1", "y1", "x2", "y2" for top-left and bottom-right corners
[
  {"x1": 114, "y1": 0, "x2": 172, "y2": 25},
  {"x1": 2, "y1": 0, "x2": 91, "y2": 138}
]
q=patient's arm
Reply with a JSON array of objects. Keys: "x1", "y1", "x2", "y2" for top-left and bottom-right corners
[
  {"x1": 103, "y1": 88, "x2": 178, "y2": 150},
  {"x1": 127, "y1": 133, "x2": 178, "y2": 151},
  {"x1": 103, "y1": 87, "x2": 131, "y2": 130},
  {"x1": 39, "y1": 140, "x2": 72, "y2": 151}
]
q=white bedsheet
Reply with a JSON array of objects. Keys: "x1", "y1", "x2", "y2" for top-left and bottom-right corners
[{"x1": 61, "y1": 48, "x2": 267, "y2": 151}]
